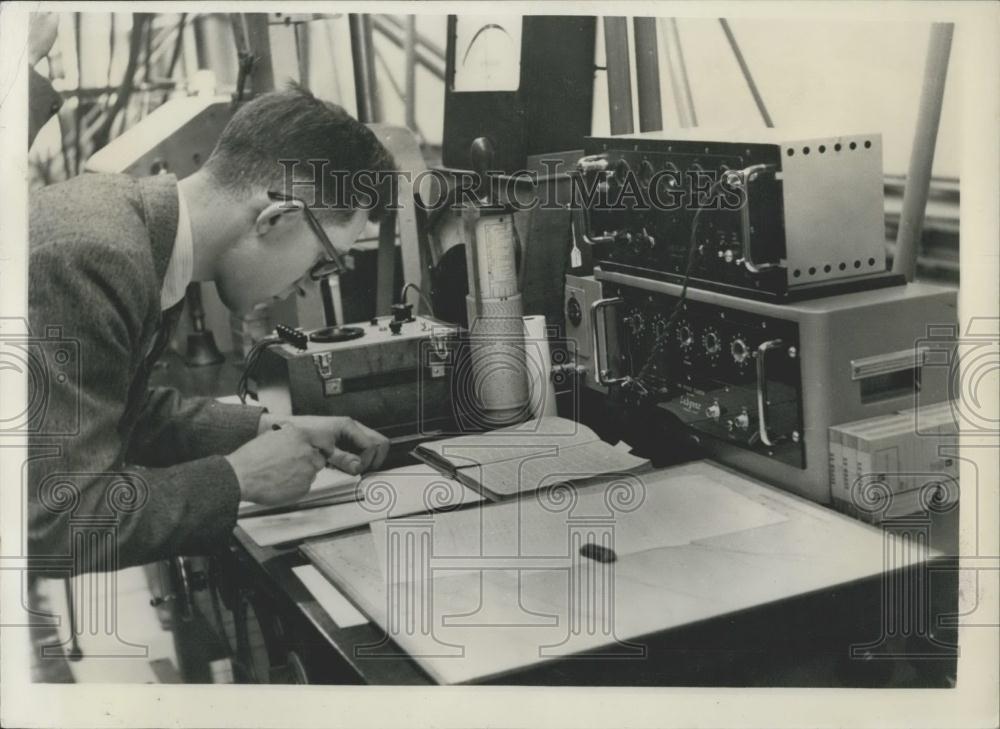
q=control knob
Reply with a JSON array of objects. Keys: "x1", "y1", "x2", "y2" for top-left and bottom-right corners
[
  {"x1": 566, "y1": 296, "x2": 582, "y2": 327},
  {"x1": 733, "y1": 409, "x2": 751, "y2": 431},
  {"x1": 676, "y1": 321, "x2": 694, "y2": 349},
  {"x1": 702, "y1": 327, "x2": 721, "y2": 356},
  {"x1": 730, "y1": 336, "x2": 750, "y2": 365},
  {"x1": 626, "y1": 311, "x2": 645, "y2": 336}
]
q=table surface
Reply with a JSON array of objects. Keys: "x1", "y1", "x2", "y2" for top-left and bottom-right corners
[
  {"x1": 229, "y1": 457, "x2": 949, "y2": 686},
  {"x1": 298, "y1": 460, "x2": 940, "y2": 685},
  {"x1": 152, "y1": 351, "x2": 953, "y2": 686}
]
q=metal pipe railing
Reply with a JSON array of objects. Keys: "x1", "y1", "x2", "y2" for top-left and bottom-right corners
[{"x1": 893, "y1": 23, "x2": 954, "y2": 283}]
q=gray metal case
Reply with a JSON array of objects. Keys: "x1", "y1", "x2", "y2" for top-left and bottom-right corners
[
  {"x1": 593, "y1": 269, "x2": 957, "y2": 503},
  {"x1": 253, "y1": 317, "x2": 459, "y2": 438}
]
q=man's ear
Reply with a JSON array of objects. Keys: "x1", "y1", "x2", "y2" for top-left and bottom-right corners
[{"x1": 254, "y1": 199, "x2": 303, "y2": 237}]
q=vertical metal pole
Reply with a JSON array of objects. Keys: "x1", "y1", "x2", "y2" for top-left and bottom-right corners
[
  {"x1": 349, "y1": 14, "x2": 377, "y2": 122},
  {"x1": 376, "y1": 209, "x2": 398, "y2": 316},
  {"x1": 633, "y1": 18, "x2": 662, "y2": 132},
  {"x1": 242, "y1": 14, "x2": 276, "y2": 94},
  {"x1": 603, "y1": 17, "x2": 634, "y2": 135},
  {"x1": 294, "y1": 22, "x2": 310, "y2": 88},
  {"x1": 404, "y1": 16, "x2": 417, "y2": 132},
  {"x1": 893, "y1": 23, "x2": 954, "y2": 282},
  {"x1": 662, "y1": 18, "x2": 698, "y2": 127},
  {"x1": 191, "y1": 15, "x2": 207, "y2": 69},
  {"x1": 73, "y1": 13, "x2": 84, "y2": 175},
  {"x1": 362, "y1": 15, "x2": 381, "y2": 121}
]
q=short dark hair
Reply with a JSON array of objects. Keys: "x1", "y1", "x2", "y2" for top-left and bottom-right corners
[{"x1": 204, "y1": 85, "x2": 396, "y2": 222}]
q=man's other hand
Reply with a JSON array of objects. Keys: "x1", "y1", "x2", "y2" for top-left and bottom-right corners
[
  {"x1": 225, "y1": 424, "x2": 323, "y2": 505},
  {"x1": 259, "y1": 414, "x2": 390, "y2": 476}
]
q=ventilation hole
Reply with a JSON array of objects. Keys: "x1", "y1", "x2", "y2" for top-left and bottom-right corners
[
  {"x1": 868, "y1": 257, "x2": 876, "y2": 266},
  {"x1": 793, "y1": 269, "x2": 801, "y2": 278},
  {"x1": 803, "y1": 146, "x2": 810, "y2": 155},
  {"x1": 849, "y1": 142, "x2": 857, "y2": 150},
  {"x1": 808, "y1": 266, "x2": 817, "y2": 275},
  {"x1": 834, "y1": 143, "x2": 842, "y2": 152},
  {"x1": 818, "y1": 145, "x2": 826, "y2": 154},
  {"x1": 787, "y1": 148, "x2": 795, "y2": 157},
  {"x1": 824, "y1": 264, "x2": 832, "y2": 273},
  {"x1": 854, "y1": 260, "x2": 862, "y2": 269},
  {"x1": 864, "y1": 140, "x2": 872, "y2": 149},
  {"x1": 839, "y1": 262, "x2": 847, "y2": 271}
]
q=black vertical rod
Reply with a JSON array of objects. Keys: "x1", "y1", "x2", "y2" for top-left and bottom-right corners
[
  {"x1": 633, "y1": 17, "x2": 662, "y2": 132},
  {"x1": 349, "y1": 14, "x2": 378, "y2": 122},
  {"x1": 603, "y1": 17, "x2": 634, "y2": 135}
]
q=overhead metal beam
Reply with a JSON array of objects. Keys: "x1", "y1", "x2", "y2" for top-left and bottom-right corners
[
  {"x1": 370, "y1": 16, "x2": 445, "y2": 80},
  {"x1": 719, "y1": 18, "x2": 772, "y2": 128}
]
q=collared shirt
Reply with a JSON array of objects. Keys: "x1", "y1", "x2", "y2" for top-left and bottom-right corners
[{"x1": 160, "y1": 182, "x2": 194, "y2": 310}]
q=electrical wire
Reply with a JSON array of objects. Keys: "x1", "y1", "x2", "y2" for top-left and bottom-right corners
[
  {"x1": 237, "y1": 335, "x2": 282, "y2": 404},
  {"x1": 634, "y1": 165, "x2": 773, "y2": 384},
  {"x1": 400, "y1": 282, "x2": 434, "y2": 315}
]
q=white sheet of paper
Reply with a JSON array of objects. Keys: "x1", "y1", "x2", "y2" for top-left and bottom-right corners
[
  {"x1": 371, "y1": 472, "x2": 789, "y2": 581},
  {"x1": 291, "y1": 565, "x2": 369, "y2": 628},
  {"x1": 308, "y1": 461, "x2": 934, "y2": 685}
]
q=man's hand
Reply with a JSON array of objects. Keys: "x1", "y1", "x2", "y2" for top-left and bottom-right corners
[
  {"x1": 225, "y1": 424, "x2": 324, "y2": 505},
  {"x1": 259, "y1": 413, "x2": 390, "y2": 476}
]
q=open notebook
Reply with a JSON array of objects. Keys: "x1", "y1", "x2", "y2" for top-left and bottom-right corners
[{"x1": 412, "y1": 416, "x2": 650, "y2": 500}]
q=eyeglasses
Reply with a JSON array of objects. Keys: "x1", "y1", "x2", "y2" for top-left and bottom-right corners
[{"x1": 267, "y1": 190, "x2": 347, "y2": 280}]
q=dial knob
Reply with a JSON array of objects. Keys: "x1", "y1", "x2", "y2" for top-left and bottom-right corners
[
  {"x1": 676, "y1": 322, "x2": 694, "y2": 349},
  {"x1": 702, "y1": 328, "x2": 721, "y2": 355},
  {"x1": 730, "y1": 337, "x2": 750, "y2": 365},
  {"x1": 734, "y1": 410, "x2": 750, "y2": 431},
  {"x1": 613, "y1": 158, "x2": 631, "y2": 185},
  {"x1": 656, "y1": 163, "x2": 682, "y2": 203},
  {"x1": 627, "y1": 312, "x2": 644, "y2": 336},
  {"x1": 651, "y1": 313, "x2": 669, "y2": 339},
  {"x1": 566, "y1": 296, "x2": 582, "y2": 327},
  {"x1": 639, "y1": 159, "x2": 655, "y2": 185}
]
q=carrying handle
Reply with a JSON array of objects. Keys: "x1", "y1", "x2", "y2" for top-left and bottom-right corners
[
  {"x1": 734, "y1": 164, "x2": 780, "y2": 273},
  {"x1": 755, "y1": 338, "x2": 784, "y2": 447},
  {"x1": 590, "y1": 296, "x2": 626, "y2": 386}
]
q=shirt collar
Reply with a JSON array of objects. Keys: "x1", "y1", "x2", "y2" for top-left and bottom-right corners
[{"x1": 160, "y1": 181, "x2": 194, "y2": 310}]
